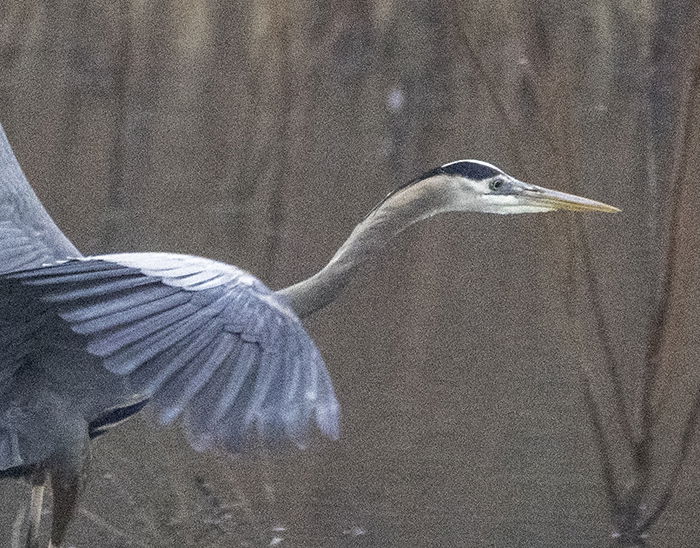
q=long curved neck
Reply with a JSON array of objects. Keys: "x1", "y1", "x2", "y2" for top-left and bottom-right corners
[{"x1": 277, "y1": 175, "x2": 462, "y2": 318}]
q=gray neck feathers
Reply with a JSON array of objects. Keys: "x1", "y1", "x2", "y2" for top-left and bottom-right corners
[{"x1": 277, "y1": 175, "x2": 459, "y2": 318}]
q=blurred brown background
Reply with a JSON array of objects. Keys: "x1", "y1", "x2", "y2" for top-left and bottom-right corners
[{"x1": 1, "y1": 1, "x2": 700, "y2": 546}]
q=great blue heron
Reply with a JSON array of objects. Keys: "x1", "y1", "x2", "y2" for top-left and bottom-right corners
[{"x1": 0, "y1": 123, "x2": 619, "y2": 547}]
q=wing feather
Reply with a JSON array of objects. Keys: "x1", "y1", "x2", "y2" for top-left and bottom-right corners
[
  {"x1": 154, "y1": 333, "x2": 235, "y2": 424},
  {"x1": 0, "y1": 242, "x2": 33, "y2": 257},
  {"x1": 72, "y1": 291, "x2": 192, "y2": 334},
  {"x1": 315, "y1": 364, "x2": 341, "y2": 438},
  {"x1": 4, "y1": 250, "x2": 48, "y2": 271},
  {"x1": 12, "y1": 260, "x2": 120, "y2": 279},
  {"x1": 158, "y1": 269, "x2": 223, "y2": 287},
  {"x1": 131, "y1": 327, "x2": 220, "y2": 392},
  {"x1": 244, "y1": 348, "x2": 284, "y2": 428},
  {"x1": 21, "y1": 266, "x2": 137, "y2": 285},
  {"x1": 44, "y1": 276, "x2": 159, "y2": 302},
  {"x1": 87, "y1": 301, "x2": 203, "y2": 356},
  {"x1": 102, "y1": 306, "x2": 220, "y2": 373},
  {"x1": 3, "y1": 254, "x2": 340, "y2": 454},
  {"x1": 59, "y1": 285, "x2": 182, "y2": 322},
  {"x1": 210, "y1": 341, "x2": 258, "y2": 425}
]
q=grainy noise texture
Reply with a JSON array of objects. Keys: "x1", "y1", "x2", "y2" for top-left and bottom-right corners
[{"x1": 1, "y1": 1, "x2": 699, "y2": 547}]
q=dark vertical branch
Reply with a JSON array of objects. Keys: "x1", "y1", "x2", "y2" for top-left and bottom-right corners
[
  {"x1": 0, "y1": 3, "x2": 34, "y2": 91},
  {"x1": 509, "y1": 59, "x2": 583, "y2": 326},
  {"x1": 581, "y1": 370, "x2": 623, "y2": 515},
  {"x1": 548, "y1": 72, "x2": 638, "y2": 522},
  {"x1": 517, "y1": 6, "x2": 700, "y2": 539},
  {"x1": 574, "y1": 220, "x2": 636, "y2": 451},
  {"x1": 640, "y1": 390, "x2": 700, "y2": 533},
  {"x1": 446, "y1": 0, "x2": 525, "y2": 172},
  {"x1": 103, "y1": 0, "x2": 131, "y2": 250},
  {"x1": 448, "y1": 0, "x2": 593, "y2": 349},
  {"x1": 411, "y1": 1, "x2": 699, "y2": 542},
  {"x1": 264, "y1": 9, "x2": 293, "y2": 278}
]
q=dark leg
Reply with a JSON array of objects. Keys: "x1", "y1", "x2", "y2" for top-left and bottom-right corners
[
  {"x1": 48, "y1": 427, "x2": 90, "y2": 548},
  {"x1": 25, "y1": 467, "x2": 47, "y2": 548}
]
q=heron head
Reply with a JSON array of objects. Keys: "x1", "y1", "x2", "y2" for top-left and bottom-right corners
[{"x1": 437, "y1": 160, "x2": 620, "y2": 215}]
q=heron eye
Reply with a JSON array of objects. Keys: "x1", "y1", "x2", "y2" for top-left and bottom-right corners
[{"x1": 489, "y1": 179, "x2": 504, "y2": 191}]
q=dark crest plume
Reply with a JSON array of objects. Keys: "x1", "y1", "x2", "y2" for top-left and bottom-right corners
[{"x1": 366, "y1": 160, "x2": 503, "y2": 219}]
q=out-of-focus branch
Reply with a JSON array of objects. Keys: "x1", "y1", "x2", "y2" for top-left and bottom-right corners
[
  {"x1": 10, "y1": 506, "x2": 24, "y2": 548},
  {"x1": 445, "y1": 0, "x2": 524, "y2": 168},
  {"x1": 0, "y1": 3, "x2": 35, "y2": 89},
  {"x1": 575, "y1": 220, "x2": 636, "y2": 452},
  {"x1": 581, "y1": 369, "x2": 623, "y2": 514},
  {"x1": 103, "y1": 1, "x2": 131, "y2": 251},
  {"x1": 264, "y1": 9, "x2": 293, "y2": 277},
  {"x1": 640, "y1": 389, "x2": 700, "y2": 533}
]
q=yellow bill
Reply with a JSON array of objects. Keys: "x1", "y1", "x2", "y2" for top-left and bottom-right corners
[{"x1": 521, "y1": 185, "x2": 620, "y2": 213}]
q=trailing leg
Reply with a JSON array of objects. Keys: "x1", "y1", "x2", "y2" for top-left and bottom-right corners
[
  {"x1": 47, "y1": 422, "x2": 90, "y2": 548},
  {"x1": 25, "y1": 467, "x2": 47, "y2": 548}
]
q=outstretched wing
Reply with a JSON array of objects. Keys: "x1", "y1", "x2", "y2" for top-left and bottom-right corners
[
  {"x1": 0, "y1": 124, "x2": 81, "y2": 273},
  {"x1": 6, "y1": 253, "x2": 340, "y2": 454}
]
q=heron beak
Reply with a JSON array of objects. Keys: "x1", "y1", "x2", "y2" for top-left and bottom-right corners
[{"x1": 521, "y1": 185, "x2": 620, "y2": 213}]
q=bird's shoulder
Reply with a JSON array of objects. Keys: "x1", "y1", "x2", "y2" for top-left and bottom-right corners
[
  {"x1": 91, "y1": 251, "x2": 298, "y2": 323},
  {"x1": 94, "y1": 252, "x2": 263, "y2": 290}
]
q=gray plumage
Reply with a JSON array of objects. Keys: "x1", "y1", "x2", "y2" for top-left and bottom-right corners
[
  {"x1": 3, "y1": 252, "x2": 339, "y2": 467},
  {"x1": 0, "y1": 124, "x2": 618, "y2": 547},
  {"x1": 0, "y1": 129, "x2": 80, "y2": 274}
]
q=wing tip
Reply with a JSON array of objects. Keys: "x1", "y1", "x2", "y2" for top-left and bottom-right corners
[{"x1": 180, "y1": 401, "x2": 341, "y2": 456}]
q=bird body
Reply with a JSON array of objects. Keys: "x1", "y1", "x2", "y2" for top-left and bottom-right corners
[{"x1": 0, "y1": 123, "x2": 618, "y2": 547}]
